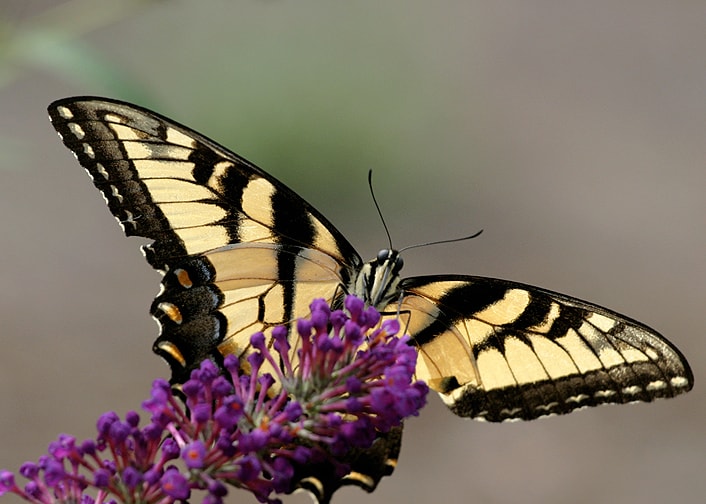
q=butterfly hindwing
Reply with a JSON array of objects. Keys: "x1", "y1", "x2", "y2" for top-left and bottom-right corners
[
  {"x1": 397, "y1": 275, "x2": 693, "y2": 421},
  {"x1": 48, "y1": 97, "x2": 362, "y2": 382},
  {"x1": 293, "y1": 425, "x2": 402, "y2": 504}
]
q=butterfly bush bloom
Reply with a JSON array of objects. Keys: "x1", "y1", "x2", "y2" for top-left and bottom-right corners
[{"x1": 1, "y1": 296, "x2": 428, "y2": 504}]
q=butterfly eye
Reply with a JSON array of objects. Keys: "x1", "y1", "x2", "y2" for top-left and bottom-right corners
[
  {"x1": 377, "y1": 249, "x2": 391, "y2": 263},
  {"x1": 394, "y1": 255, "x2": 404, "y2": 271}
]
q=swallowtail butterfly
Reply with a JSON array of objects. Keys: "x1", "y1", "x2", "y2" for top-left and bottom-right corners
[{"x1": 48, "y1": 97, "x2": 693, "y2": 501}]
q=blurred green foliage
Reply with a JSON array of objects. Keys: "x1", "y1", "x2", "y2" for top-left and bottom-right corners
[{"x1": 0, "y1": 1, "x2": 486, "y2": 218}]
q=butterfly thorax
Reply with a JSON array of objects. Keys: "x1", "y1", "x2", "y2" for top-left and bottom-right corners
[{"x1": 351, "y1": 249, "x2": 404, "y2": 308}]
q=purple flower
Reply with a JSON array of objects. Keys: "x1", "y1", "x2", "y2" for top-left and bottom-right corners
[
  {"x1": 161, "y1": 438, "x2": 180, "y2": 461},
  {"x1": 125, "y1": 411, "x2": 140, "y2": 428},
  {"x1": 160, "y1": 468, "x2": 190, "y2": 500},
  {"x1": 2, "y1": 296, "x2": 427, "y2": 504},
  {"x1": 211, "y1": 376, "x2": 233, "y2": 398},
  {"x1": 345, "y1": 295, "x2": 364, "y2": 319},
  {"x1": 143, "y1": 468, "x2": 161, "y2": 485},
  {"x1": 191, "y1": 403, "x2": 212, "y2": 424},
  {"x1": 239, "y1": 428, "x2": 269, "y2": 453},
  {"x1": 235, "y1": 455, "x2": 261, "y2": 483},
  {"x1": 93, "y1": 468, "x2": 110, "y2": 488},
  {"x1": 208, "y1": 479, "x2": 227, "y2": 497},
  {"x1": 48, "y1": 434, "x2": 75, "y2": 459},
  {"x1": 80, "y1": 440, "x2": 96, "y2": 456},
  {"x1": 24, "y1": 481, "x2": 40, "y2": 499},
  {"x1": 18, "y1": 463, "x2": 38, "y2": 480},
  {"x1": 182, "y1": 441, "x2": 207, "y2": 469},
  {"x1": 344, "y1": 319, "x2": 364, "y2": 345},
  {"x1": 272, "y1": 325, "x2": 291, "y2": 356},
  {"x1": 42, "y1": 459, "x2": 65, "y2": 486},
  {"x1": 296, "y1": 318, "x2": 312, "y2": 338},
  {"x1": 271, "y1": 457, "x2": 295, "y2": 493},
  {"x1": 122, "y1": 466, "x2": 142, "y2": 489},
  {"x1": 282, "y1": 401, "x2": 303, "y2": 421},
  {"x1": 108, "y1": 421, "x2": 130, "y2": 445},
  {"x1": 181, "y1": 378, "x2": 201, "y2": 398},
  {"x1": 214, "y1": 396, "x2": 244, "y2": 430},
  {"x1": 0, "y1": 470, "x2": 16, "y2": 495},
  {"x1": 96, "y1": 412, "x2": 119, "y2": 436}
]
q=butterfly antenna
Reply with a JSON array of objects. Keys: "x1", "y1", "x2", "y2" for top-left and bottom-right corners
[
  {"x1": 368, "y1": 169, "x2": 394, "y2": 250},
  {"x1": 398, "y1": 229, "x2": 484, "y2": 253}
]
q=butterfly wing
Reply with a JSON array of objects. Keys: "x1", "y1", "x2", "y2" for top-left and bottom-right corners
[
  {"x1": 47, "y1": 97, "x2": 363, "y2": 383},
  {"x1": 294, "y1": 425, "x2": 402, "y2": 504},
  {"x1": 395, "y1": 275, "x2": 693, "y2": 422}
]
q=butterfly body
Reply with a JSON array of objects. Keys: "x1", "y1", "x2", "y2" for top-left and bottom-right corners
[
  {"x1": 48, "y1": 96, "x2": 693, "y2": 495},
  {"x1": 352, "y1": 248, "x2": 405, "y2": 307}
]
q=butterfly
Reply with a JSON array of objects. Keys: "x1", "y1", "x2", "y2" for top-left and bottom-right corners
[{"x1": 48, "y1": 96, "x2": 693, "y2": 500}]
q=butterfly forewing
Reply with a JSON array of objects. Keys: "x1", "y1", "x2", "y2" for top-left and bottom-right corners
[
  {"x1": 397, "y1": 275, "x2": 693, "y2": 421},
  {"x1": 48, "y1": 97, "x2": 361, "y2": 383}
]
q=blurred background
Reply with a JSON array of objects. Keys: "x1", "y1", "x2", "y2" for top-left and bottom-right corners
[{"x1": 0, "y1": 1, "x2": 704, "y2": 503}]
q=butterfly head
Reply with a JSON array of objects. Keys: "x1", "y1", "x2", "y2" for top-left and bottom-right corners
[{"x1": 352, "y1": 249, "x2": 404, "y2": 308}]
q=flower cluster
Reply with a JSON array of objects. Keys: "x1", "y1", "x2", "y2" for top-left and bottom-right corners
[{"x1": 0, "y1": 296, "x2": 428, "y2": 504}]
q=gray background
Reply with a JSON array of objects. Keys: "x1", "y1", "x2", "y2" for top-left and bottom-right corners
[{"x1": 0, "y1": 1, "x2": 704, "y2": 503}]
